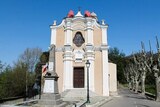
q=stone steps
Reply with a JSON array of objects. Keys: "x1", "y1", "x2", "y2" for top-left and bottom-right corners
[
  {"x1": 61, "y1": 89, "x2": 100, "y2": 107},
  {"x1": 61, "y1": 89, "x2": 98, "y2": 100}
]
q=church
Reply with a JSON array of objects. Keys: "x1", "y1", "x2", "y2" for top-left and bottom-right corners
[{"x1": 47, "y1": 10, "x2": 117, "y2": 96}]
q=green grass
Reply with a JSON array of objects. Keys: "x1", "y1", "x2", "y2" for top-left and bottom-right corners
[
  {"x1": 119, "y1": 83, "x2": 156, "y2": 95},
  {"x1": 122, "y1": 84, "x2": 128, "y2": 87},
  {"x1": 145, "y1": 85, "x2": 156, "y2": 95}
]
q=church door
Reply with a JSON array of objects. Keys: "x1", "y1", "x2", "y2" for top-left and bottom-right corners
[{"x1": 73, "y1": 67, "x2": 84, "y2": 88}]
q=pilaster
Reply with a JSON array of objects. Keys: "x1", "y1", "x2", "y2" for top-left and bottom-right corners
[
  {"x1": 85, "y1": 44, "x2": 95, "y2": 91},
  {"x1": 64, "y1": 18, "x2": 73, "y2": 45},
  {"x1": 100, "y1": 23, "x2": 109, "y2": 96},
  {"x1": 50, "y1": 25, "x2": 57, "y2": 45},
  {"x1": 101, "y1": 25, "x2": 108, "y2": 45},
  {"x1": 101, "y1": 45, "x2": 109, "y2": 96},
  {"x1": 63, "y1": 45, "x2": 73, "y2": 90},
  {"x1": 85, "y1": 18, "x2": 93, "y2": 45}
]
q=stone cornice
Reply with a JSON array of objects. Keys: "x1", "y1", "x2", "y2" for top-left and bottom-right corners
[
  {"x1": 50, "y1": 20, "x2": 65, "y2": 29},
  {"x1": 50, "y1": 16, "x2": 108, "y2": 29},
  {"x1": 100, "y1": 44, "x2": 109, "y2": 50},
  {"x1": 100, "y1": 25, "x2": 108, "y2": 29},
  {"x1": 55, "y1": 45, "x2": 109, "y2": 52}
]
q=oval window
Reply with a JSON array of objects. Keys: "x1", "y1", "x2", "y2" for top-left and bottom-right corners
[{"x1": 73, "y1": 32, "x2": 85, "y2": 47}]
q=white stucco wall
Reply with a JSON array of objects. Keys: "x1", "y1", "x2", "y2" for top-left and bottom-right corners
[{"x1": 108, "y1": 62, "x2": 118, "y2": 96}]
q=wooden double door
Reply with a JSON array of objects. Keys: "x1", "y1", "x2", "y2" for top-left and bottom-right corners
[{"x1": 73, "y1": 67, "x2": 84, "y2": 88}]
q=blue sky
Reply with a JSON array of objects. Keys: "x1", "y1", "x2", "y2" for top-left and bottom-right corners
[{"x1": 0, "y1": 0, "x2": 160, "y2": 65}]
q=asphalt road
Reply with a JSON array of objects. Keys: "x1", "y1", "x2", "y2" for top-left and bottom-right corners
[{"x1": 101, "y1": 89, "x2": 160, "y2": 107}]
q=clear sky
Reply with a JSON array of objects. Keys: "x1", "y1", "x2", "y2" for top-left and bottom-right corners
[{"x1": 0, "y1": 0, "x2": 160, "y2": 65}]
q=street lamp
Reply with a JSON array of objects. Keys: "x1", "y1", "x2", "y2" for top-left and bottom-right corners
[{"x1": 86, "y1": 60, "x2": 90, "y2": 103}]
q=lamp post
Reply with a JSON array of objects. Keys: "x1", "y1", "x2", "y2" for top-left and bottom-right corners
[{"x1": 86, "y1": 60, "x2": 90, "y2": 103}]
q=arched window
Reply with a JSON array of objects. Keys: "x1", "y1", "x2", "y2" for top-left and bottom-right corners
[{"x1": 73, "y1": 32, "x2": 85, "y2": 47}]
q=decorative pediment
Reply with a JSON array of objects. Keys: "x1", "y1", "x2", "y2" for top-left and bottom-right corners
[{"x1": 72, "y1": 22, "x2": 86, "y2": 31}]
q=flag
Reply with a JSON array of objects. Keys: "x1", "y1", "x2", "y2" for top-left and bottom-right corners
[{"x1": 42, "y1": 63, "x2": 48, "y2": 76}]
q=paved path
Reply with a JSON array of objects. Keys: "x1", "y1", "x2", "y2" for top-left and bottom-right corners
[{"x1": 101, "y1": 89, "x2": 160, "y2": 107}]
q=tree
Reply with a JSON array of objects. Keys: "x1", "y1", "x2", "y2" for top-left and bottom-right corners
[
  {"x1": 138, "y1": 38, "x2": 160, "y2": 101},
  {"x1": 35, "y1": 51, "x2": 49, "y2": 75},
  {"x1": 34, "y1": 51, "x2": 49, "y2": 96},
  {"x1": 0, "y1": 62, "x2": 13, "y2": 99},
  {"x1": 108, "y1": 47, "x2": 127, "y2": 83},
  {"x1": 10, "y1": 61, "x2": 27, "y2": 97},
  {"x1": 19, "y1": 47, "x2": 42, "y2": 72},
  {"x1": 18, "y1": 47, "x2": 42, "y2": 99},
  {"x1": 147, "y1": 37, "x2": 160, "y2": 101},
  {"x1": 125, "y1": 39, "x2": 160, "y2": 100},
  {"x1": 0, "y1": 48, "x2": 42, "y2": 100},
  {"x1": 124, "y1": 66, "x2": 132, "y2": 89},
  {"x1": 128, "y1": 62, "x2": 141, "y2": 93},
  {"x1": 0, "y1": 61, "x2": 35, "y2": 99},
  {"x1": 132, "y1": 42, "x2": 152, "y2": 95},
  {"x1": 0, "y1": 61, "x2": 4, "y2": 73}
]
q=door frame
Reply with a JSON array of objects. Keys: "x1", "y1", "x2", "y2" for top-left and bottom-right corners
[{"x1": 73, "y1": 67, "x2": 85, "y2": 88}]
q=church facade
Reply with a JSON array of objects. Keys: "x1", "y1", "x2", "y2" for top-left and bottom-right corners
[{"x1": 48, "y1": 10, "x2": 117, "y2": 96}]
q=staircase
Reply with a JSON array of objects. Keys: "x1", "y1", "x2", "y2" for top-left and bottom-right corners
[{"x1": 61, "y1": 89, "x2": 98, "y2": 102}]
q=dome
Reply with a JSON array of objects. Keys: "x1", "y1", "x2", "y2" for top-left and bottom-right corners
[
  {"x1": 91, "y1": 12, "x2": 97, "y2": 17},
  {"x1": 67, "y1": 10, "x2": 74, "y2": 18},
  {"x1": 84, "y1": 10, "x2": 91, "y2": 17}
]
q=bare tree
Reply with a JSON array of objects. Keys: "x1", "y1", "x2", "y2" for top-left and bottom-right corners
[
  {"x1": 125, "y1": 38, "x2": 160, "y2": 100},
  {"x1": 133, "y1": 42, "x2": 150, "y2": 95},
  {"x1": 130, "y1": 63, "x2": 141, "y2": 93},
  {"x1": 18, "y1": 47, "x2": 42, "y2": 100},
  {"x1": 124, "y1": 67, "x2": 132, "y2": 89},
  {"x1": 124, "y1": 61, "x2": 141, "y2": 93},
  {"x1": 153, "y1": 37, "x2": 160, "y2": 101},
  {"x1": 19, "y1": 47, "x2": 42, "y2": 72},
  {"x1": 142, "y1": 38, "x2": 160, "y2": 101}
]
